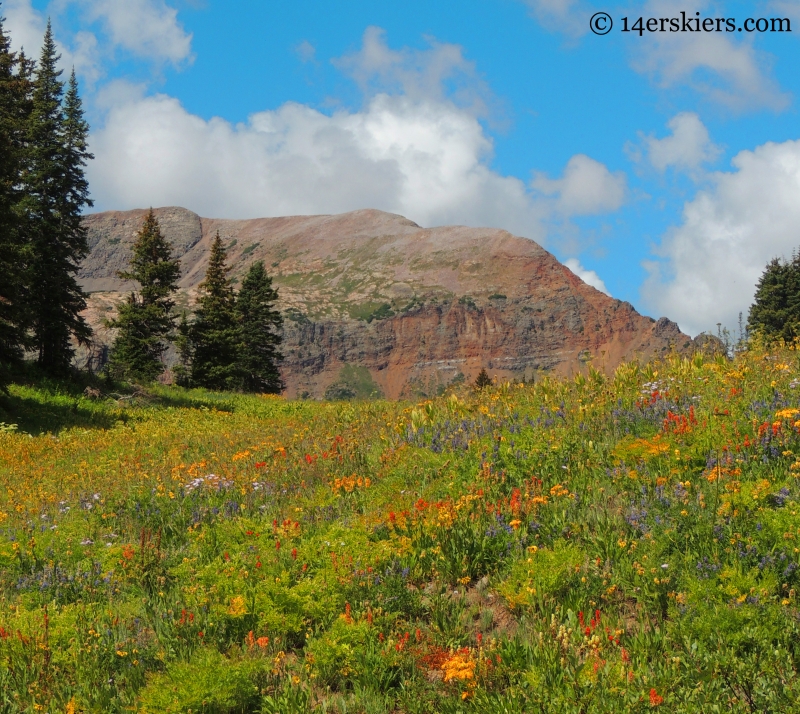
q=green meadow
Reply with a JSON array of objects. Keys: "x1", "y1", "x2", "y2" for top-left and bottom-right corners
[{"x1": 1, "y1": 346, "x2": 800, "y2": 713}]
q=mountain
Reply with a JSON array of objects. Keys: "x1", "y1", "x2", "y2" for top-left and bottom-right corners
[{"x1": 79, "y1": 206, "x2": 699, "y2": 399}]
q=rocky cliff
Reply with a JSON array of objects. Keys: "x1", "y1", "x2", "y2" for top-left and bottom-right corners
[{"x1": 78, "y1": 206, "x2": 696, "y2": 399}]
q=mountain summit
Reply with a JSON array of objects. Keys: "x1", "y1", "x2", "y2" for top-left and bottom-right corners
[{"x1": 79, "y1": 206, "x2": 697, "y2": 398}]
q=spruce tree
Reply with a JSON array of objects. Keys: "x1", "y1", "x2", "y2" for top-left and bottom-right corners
[
  {"x1": 189, "y1": 232, "x2": 241, "y2": 390},
  {"x1": 236, "y1": 261, "x2": 283, "y2": 393},
  {"x1": 474, "y1": 368, "x2": 492, "y2": 389},
  {"x1": 24, "y1": 24, "x2": 92, "y2": 374},
  {"x1": 747, "y1": 256, "x2": 800, "y2": 342},
  {"x1": 107, "y1": 210, "x2": 181, "y2": 381},
  {"x1": 0, "y1": 12, "x2": 30, "y2": 386},
  {"x1": 173, "y1": 310, "x2": 191, "y2": 387}
]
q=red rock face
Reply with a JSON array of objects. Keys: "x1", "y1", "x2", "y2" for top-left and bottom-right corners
[{"x1": 79, "y1": 206, "x2": 694, "y2": 398}]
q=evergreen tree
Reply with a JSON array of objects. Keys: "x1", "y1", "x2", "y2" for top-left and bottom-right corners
[
  {"x1": 107, "y1": 210, "x2": 181, "y2": 381},
  {"x1": 747, "y1": 256, "x2": 800, "y2": 342},
  {"x1": 0, "y1": 11, "x2": 30, "y2": 386},
  {"x1": 173, "y1": 310, "x2": 191, "y2": 387},
  {"x1": 23, "y1": 24, "x2": 92, "y2": 374},
  {"x1": 236, "y1": 261, "x2": 283, "y2": 393},
  {"x1": 474, "y1": 368, "x2": 492, "y2": 389},
  {"x1": 189, "y1": 232, "x2": 241, "y2": 390}
]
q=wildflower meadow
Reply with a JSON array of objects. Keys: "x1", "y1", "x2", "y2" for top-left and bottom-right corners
[{"x1": 2, "y1": 346, "x2": 800, "y2": 713}]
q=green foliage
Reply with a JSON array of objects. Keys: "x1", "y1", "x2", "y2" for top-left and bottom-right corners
[
  {"x1": 498, "y1": 541, "x2": 583, "y2": 610},
  {"x1": 107, "y1": 210, "x2": 181, "y2": 382},
  {"x1": 748, "y1": 254, "x2": 800, "y2": 342},
  {"x1": 473, "y1": 368, "x2": 492, "y2": 389},
  {"x1": 324, "y1": 364, "x2": 383, "y2": 400},
  {"x1": 5, "y1": 347, "x2": 800, "y2": 711},
  {"x1": 24, "y1": 29, "x2": 93, "y2": 374},
  {"x1": 0, "y1": 16, "x2": 30, "y2": 389},
  {"x1": 236, "y1": 261, "x2": 283, "y2": 394},
  {"x1": 137, "y1": 648, "x2": 263, "y2": 713},
  {"x1": 348, "y1": 301, "x2": 395, "y2": 322},
  {"x1": 189, "y1": 232, "x2": 242, "y2": 390}
]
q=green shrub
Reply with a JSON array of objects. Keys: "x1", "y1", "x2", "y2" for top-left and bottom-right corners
[{"x1": 137, "y1": 648, "x2": 262, "y2": 713}]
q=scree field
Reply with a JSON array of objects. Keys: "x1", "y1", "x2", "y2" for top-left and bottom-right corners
[{"x1": 2, "y1": 347, "x2": 800, "y2": 713}]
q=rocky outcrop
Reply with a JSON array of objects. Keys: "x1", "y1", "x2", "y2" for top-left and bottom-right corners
[{"x1": 79, "y1": 206, "x2": 696, "y2": 398}]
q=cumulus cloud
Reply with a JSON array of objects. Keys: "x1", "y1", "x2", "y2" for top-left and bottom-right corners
[
  {"x1": 87, "y1": 29, "x2": 626, "y2": 242},
  {"x1": 564, "y1": 258, "x2": 610, "y2": 295},
  {"x1": 642, "y1": 139, "x2": 800, "y2": 336},
  {"x1": 531, "y1": 154, "x2": 626, "y2": 216},
  {"x1": 2, "y1": 0, "x2": 191, "y2": 85},
  {"x1": 87, "y1": 91, "x2": 550, "y2": 237},
  {"x1": 628, "y1": 112, "x2": 722, "y2": 176},
  {"x1": 630, "y1": 0, "x2": 789, "y2": 111},
  {"x1": 75, "y1": 0, "x2": 192, "y2": 66}
]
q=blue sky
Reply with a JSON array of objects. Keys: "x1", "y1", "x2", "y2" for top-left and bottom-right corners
[{"x1": 4, "y1": 0, "x2": 800, "y2": 336}]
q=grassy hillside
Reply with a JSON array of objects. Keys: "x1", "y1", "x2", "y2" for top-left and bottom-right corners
[{"x1": 1, "y1": 347, "x2": 800, "y2": 712}]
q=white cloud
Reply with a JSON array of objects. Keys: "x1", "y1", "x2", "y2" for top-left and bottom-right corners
[
  {"x1": 2, "y1": 0, "x2": 191, "y2": 85},
  {"x1": 3, "y1": 0, "x2": 102, "y2": 81},
  {"x1": 76, "y1": 0, "x2": 192, "y2": 66},
  {"x1": 532, "y1": 154, "x2": 626, "y2": 215},
  {"x1": 564, "y1": 258, "x2": 610, "y2": 294},
  {"x1": 295, "y1": 40, "x2": 316, "y2": 63},
  {"x1": 630, "y1": 0, "x2": 789, "y2": 111},
  {"x1": 629, "y1": 112, "x2": 722, "y2": 176},
  {"x1": 769, "y1": 1, "x2": 800, "y2": 29},
  {"x1": 87, "y1": 29, "x2": 626, "y2": 241},
  {"x1": 520, "y1": 0, "x2": 589, "y2": 37},
  {"x1": 643, "y1": 138, "x2": 800, "y2": 336},
  {"x1": 87, "y1": 91, "x2": 549, "y2": 238},
  {"x1": 333, "y1": 26, "x2": 496, "y2": 118}
]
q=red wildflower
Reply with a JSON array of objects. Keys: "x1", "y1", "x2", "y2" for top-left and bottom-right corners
[
  {"x1": 649, "y1": 689, "x2": 663, "y2": 706},
  {"x1": 291, "y1": 548, "x2": 297, "y2": 560}
]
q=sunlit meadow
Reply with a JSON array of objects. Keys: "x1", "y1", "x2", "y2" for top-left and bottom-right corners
[{"x1": 2, "y1": 346, "x2": 800, "y2": 713}]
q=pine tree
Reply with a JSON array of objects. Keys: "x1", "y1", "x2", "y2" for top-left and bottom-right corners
[
  {"x1": 189, "y1": 232, "x2": 241, "y2": 390},
  {"x1": 0, "y1": 12, "x2": 30, "y2": 387},
  {"x1": 23, "y1": 24, "x2": 93, "y2": 374},
  {"x1": 474, "y1": 368, "x2": 492, "y2": 389},
  {"x1": 107, "y1": 210, "x2": 181, "y2": 381},
  {"x1": 236, "y1": 261, "x2": 283, "y2": 393},
  {"x1": 747, "y1": 256, "x2": 800, "y2": 342}
]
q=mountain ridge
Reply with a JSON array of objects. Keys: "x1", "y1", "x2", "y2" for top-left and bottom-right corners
[{"x1": 79, "y1": 206, "x2": 700, "y2": 398}]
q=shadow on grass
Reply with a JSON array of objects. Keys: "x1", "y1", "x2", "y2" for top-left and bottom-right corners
[
  {"x1": 0, "y1": 390, "x2": 122, "y2": 435},
  {"x1": 0, "y1": 367, "x2": 240, "y2": 435},
  {"x1": 146, "y1": 388, "x2": 236, "y2": 412}
]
